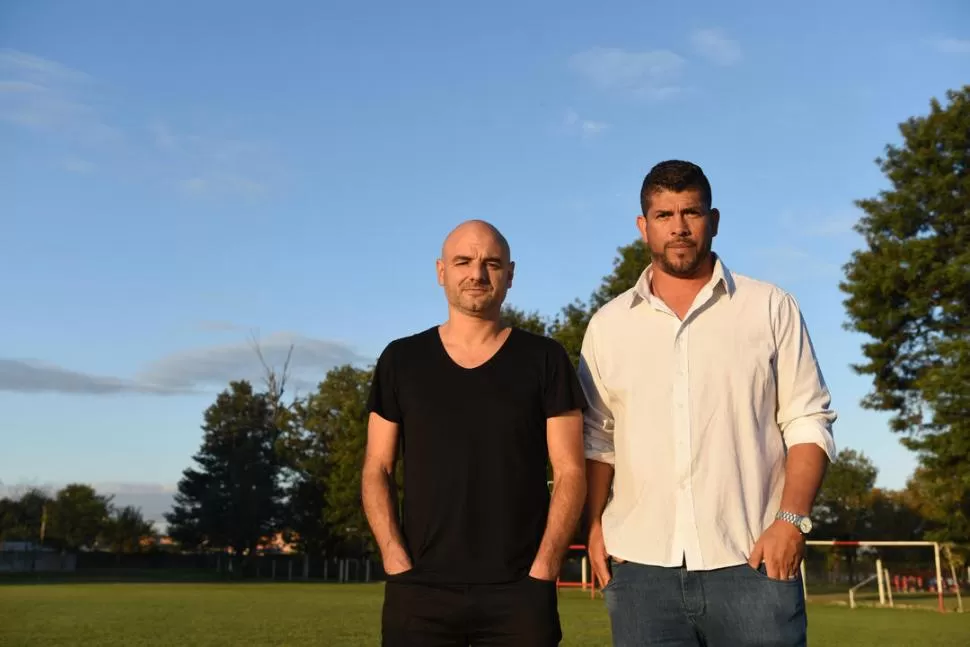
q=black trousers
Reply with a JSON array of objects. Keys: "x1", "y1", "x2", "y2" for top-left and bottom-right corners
[{"x1": 381, "y1": 576, "x2": 562, "y2": 646}]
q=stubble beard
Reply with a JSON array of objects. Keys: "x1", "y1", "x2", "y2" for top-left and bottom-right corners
[
  {"x1": 451, "y1": 286, "x2": 499, "y2": 317},
  {"x1": 654, "y1": 241, "x2": 712, "y2": 279}
]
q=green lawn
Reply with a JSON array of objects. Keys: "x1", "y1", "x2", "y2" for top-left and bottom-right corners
[{"x1": 0, "y1": 581, "x2": 967, "y2": 646}]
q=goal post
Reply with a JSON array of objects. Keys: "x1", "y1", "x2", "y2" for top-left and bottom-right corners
[
  {"x1": 555, "y1": 544, "x2": 594, "y2": 597},
  {"x1": 804, "y1": 540, "x2": 947, "y2": 612}
]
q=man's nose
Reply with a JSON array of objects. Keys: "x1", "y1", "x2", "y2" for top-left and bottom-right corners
[{"x1": 671, "y1": 213, "x2": 690, "y2": 235}]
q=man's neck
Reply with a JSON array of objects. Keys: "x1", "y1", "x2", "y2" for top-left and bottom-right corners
[{"x1": 440, "y1": 310, "x2": 506, "y2": 346}]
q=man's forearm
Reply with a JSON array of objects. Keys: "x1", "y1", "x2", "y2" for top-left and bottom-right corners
[
  {"x1": 779, "y1": 443, "x2": 829, "y2": 516},
  {"x1": 532, "y1": 467, "x2": 586, "y2": 575},
  {"x1": 361, "y1": 466, "x2": 408, "y2": 561},
  {"x1": 585, "y1": 459, "x2": 614, "y2": 529}
]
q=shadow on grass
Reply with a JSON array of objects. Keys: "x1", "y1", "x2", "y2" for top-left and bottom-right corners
[{"x1": 0, "y1": 570, "x2": 386, "y2": 586}]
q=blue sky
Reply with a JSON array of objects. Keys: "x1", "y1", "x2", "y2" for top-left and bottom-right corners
[{"x1": 2, "y1": 0, "x2": 968, "y2": 527}]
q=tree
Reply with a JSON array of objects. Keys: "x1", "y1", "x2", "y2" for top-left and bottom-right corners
[
  {"x1": 100, "y1": 506, "x2": 156, "y2": 553},
  {"x1": 47, "y1": 484, "x2": 112, "y2": 551},
  {"x1": 550, "y1": 239, "x2": 650, "y2": 366},
  {"x1": 811, "y1": 449, "x2": 879, "y2": 583},
  {"x1": 589, "y1": 240, "x2": 651, "y2": 310},
  {"x1": 549, "y1": 300, "x2": 592, "y2": 369},
  {"x1": 813, "y1": 448, "x2": 878, "y2": 538},
  {"x1": 0, "y1": 487, "x2": 51, "y2": 544},
  {"x1": 0, "y1": 497, "x2": 26, "y2": 543},
  {"x1": 500, "y1": 305, "x2": 548, "y2": 336},
  {"x1": 165, "y1": 381, "x2": 286, "y2": 565},
  {"x1": 282, "y1": 394, "x2": 338, "y2": 558},
  {"x1": 866, "y1": 488, "x2": 926, "y2": 542},
  {"x1": 839, "y1": 86, "x2": 970, "y2": 542},
  {"x1": 308, "y1": 365, "x2": 376, "y2": 556}
]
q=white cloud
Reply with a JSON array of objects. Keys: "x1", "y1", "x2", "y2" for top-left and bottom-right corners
[
  {"x1": 0, "y1": 49, "x2": 90, "y2": 84},
  {"x1": 154, "y1": 120, "x2": 275, "y2": 200},
  {"x1": 1, "y1": 48, "x2": 279, "y2": 200},
  {"x1": 149, "y1": 121, "x2": 178, "y2": 152},
  {"x1": 0, "y1": 49, "x2": 122, "y2": 146},
  {"x1": 0, "y1": 359, "x2": 189, "y2": 395},
  {"x1": 178, "y1": 173, "x2": 267, "y2": 199},
  {"x1": 60, "y1": 155, "x2": 96, "y2": 174},
  {"x1": 179, "y1": 177, "x2": 208, "y2": 195},
  {"x1": 137, "y1": 331, "x2": 369, "y2": 394},
  {"x1": 570, "y1": 47, "x2": 686, "y2": 99},
  {"x1": 0, "y1": 332, "x2": 371, "y2": 396},
  {"x1": 934, "y1": 38, "x2": 970, "y2": 54},
  {"x1": 563, "y1": 109, "x2": 609, "y2": 138},
  {"x1": 690, "y1": 28, "x2": 742, "y2": 66}
]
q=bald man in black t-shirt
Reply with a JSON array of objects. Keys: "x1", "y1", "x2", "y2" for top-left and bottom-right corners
[{"x1": 361, "y1": 220, "x2": 588, "y2": 646}]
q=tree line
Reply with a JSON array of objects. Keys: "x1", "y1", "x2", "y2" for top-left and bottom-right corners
[
  {"x1": 3, "y1": 86, "x2": 967, "y2": 576},
  {"x1": 0, "y1": 483, "x2": 155, "y2": 553}
]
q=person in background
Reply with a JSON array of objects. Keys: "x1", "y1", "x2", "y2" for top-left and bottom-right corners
[
  {"x1": 362, "y1": 219, "x2": 587, "y2": 646},
  {"x1": 581, "y1": 160, "x2": 836, "y2": 646}
]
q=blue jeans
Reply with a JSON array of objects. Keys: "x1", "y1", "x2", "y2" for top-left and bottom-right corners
[{"x1": 603, "y1": 560, "x2": 807, "y2": 646}]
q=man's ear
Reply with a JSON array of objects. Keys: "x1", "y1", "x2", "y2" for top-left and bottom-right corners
[
  {"x1": 436, "y1": 258, "x2": 445, "y2": 286},
  {"x1": 507, "y1": 260, "x2": 515, "y2": 287},
  {"x1": 709, "y1": 208, "x2": 720, "y2": 237},
  {"x1": 635, "y1": 214, "x2": 649, "y2": 245}
]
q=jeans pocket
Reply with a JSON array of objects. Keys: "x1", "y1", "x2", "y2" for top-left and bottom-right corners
[
  {"x1": 748, "y1": 562, "x2": 801, "y2": 584},
  {"x1": 600, "y1": 559, "x2": 624, "y2": 592}
]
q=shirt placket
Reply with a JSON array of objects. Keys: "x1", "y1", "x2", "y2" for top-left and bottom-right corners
[
  {"x1": 670, "y1": 318, "x2": 688, "y2": 564},
  {"x1": 671, "y1": 317, "x2": 705, "y2": 569}
]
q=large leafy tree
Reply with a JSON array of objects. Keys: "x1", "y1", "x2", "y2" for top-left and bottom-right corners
[
  {"x1": 165, "y1": 381, "x2": 286, "y2": 562},
  {"x1": 282, "y1": 385, "x2": 340, "y2": 558},
  {"x1": 306, "y1": 365, "x2": 376, "y2": 556},
  {"x1": 812, "y1": 448, "x2": 879, "y2": 541},
  {"x1": 500, "y1": 305, "x2": 548, "y2": 336},
  {"x1": 810, "y1": 449, "x2": 879, "y2": 583},
  {"x1": 839, "y1": 86, "x2": 970, "y2": 541},
  {"x1": 550, "y1": 240, "x2": 650, "y2": 366},
  {"x1": 100, "y1": 506, "x2": 156, "y2": 553},
  {"x1": 0, "y1": 487, "x2": 51, "y2": 544},
  {"x1": 47, "y1": 484, "x2": 112, "y2": 551}
]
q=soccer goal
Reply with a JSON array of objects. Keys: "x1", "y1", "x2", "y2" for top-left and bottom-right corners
[
  {"x1": 556, "y1": 544, "x2": 598, "y2": 598},
  {"x1": 802, "y1": 540, "x2": 964, "y2": 613}
]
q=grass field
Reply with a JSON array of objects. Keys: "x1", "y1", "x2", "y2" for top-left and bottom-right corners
[{"x1": 0, "y1": 581, "x2": 967, "y2": 646}]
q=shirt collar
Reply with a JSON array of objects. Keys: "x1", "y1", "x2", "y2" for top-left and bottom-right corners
[{"x1": 630, "y1": 253, "x2": 735, "y2": 308}]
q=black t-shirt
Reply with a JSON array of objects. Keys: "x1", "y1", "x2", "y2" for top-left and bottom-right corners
[{"x1": 367, "y1": 325, "x2": 587, "y2": 585}]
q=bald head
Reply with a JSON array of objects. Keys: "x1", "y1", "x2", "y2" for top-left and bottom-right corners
[
  {"x1": 440, "y1": 219, "x2": 511, "y2": 263},
  {"x1": 436, "y1": 219, "x2": 514, "y2": 318}
]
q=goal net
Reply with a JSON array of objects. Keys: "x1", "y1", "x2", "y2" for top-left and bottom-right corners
[{"x1": 802, "y1": 540, "x2": 963, "y2": 613}]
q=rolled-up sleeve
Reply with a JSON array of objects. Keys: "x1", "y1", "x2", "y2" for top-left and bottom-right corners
[
  {"x1": 773, "y1": 292, "x2": 837, "y2": 460},
  {"x1": 577, "y1": 316, "x2": 616, "y2": 465}
]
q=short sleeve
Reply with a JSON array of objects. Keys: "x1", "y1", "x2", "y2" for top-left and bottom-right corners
[
  {"x1": 543, "y1": 340, "x2": 588, "y2": 418},
  {"x1": 367, "y1": 343, "x2": 402, "y2": 423}
]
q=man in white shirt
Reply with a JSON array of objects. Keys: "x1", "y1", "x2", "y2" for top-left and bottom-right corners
[{"x1": 580, "y1": 160, "x2": 836, "y2": 646}]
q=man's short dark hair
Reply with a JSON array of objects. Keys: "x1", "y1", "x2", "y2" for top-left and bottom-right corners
[{"x1": 640, "y1": 160, "x2": 712, "y2": 214}]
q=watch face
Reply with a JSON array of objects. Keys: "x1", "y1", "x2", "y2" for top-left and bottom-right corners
[{"x1": 799, "y1": 518, "x2": 813, "y2": 533}]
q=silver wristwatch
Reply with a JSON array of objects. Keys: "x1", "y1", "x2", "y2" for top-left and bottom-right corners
[{"x1": 776, "y1": 510, "x2": 813, "y2": 534}]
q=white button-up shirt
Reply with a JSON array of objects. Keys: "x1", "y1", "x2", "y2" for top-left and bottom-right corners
[{"x1": 579, "y1": 256, "x2": 836, "y2": 571}]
